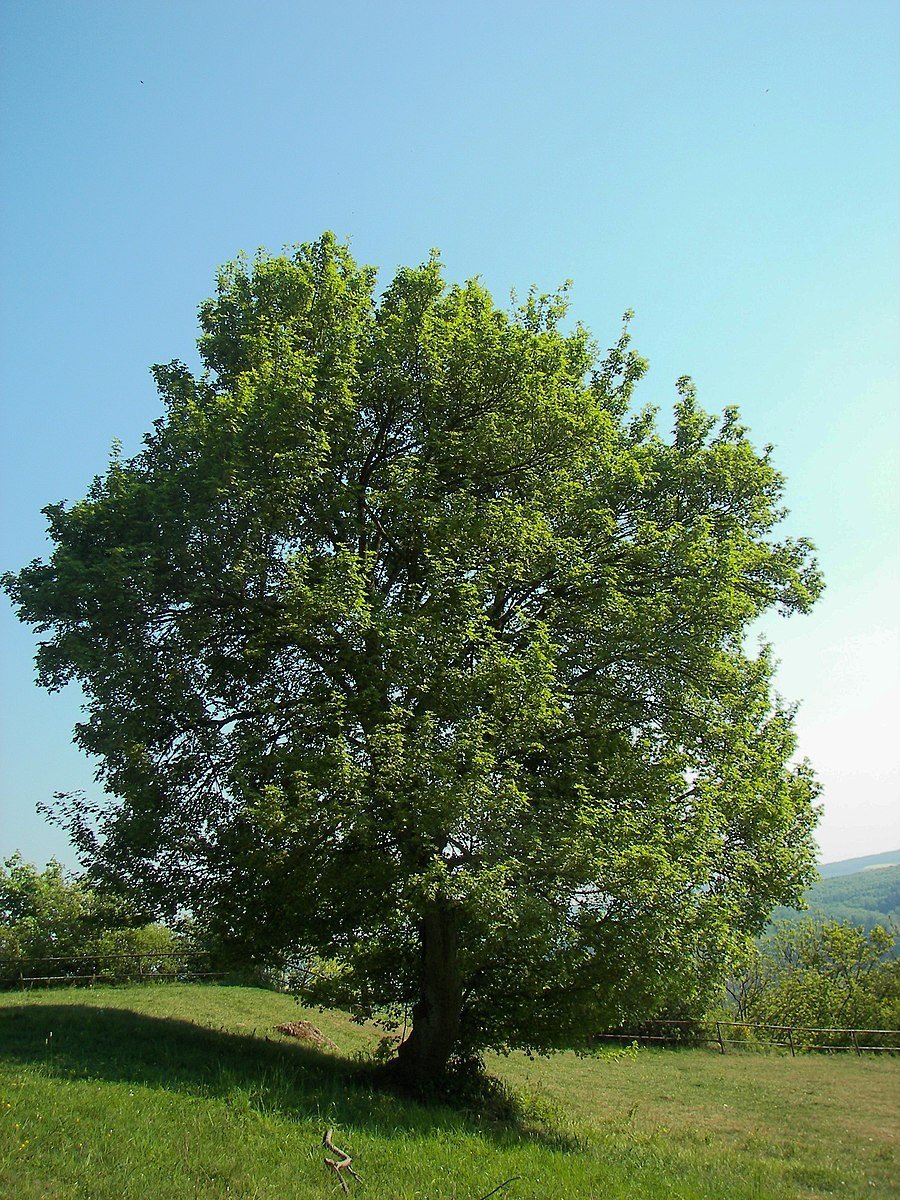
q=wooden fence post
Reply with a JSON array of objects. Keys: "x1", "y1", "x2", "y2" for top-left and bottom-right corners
[
  {"x1": 851, "y1": 1030, "x2": 861, "y2": 1057},
  {"x1": 715, "y1": 1022, "x2": 726, "y2": 1054},
  {"x1": 787, "y1": 1027, "x2": 795, "y2": 1057}
]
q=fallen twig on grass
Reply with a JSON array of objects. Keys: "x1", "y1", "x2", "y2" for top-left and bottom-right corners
[
  {"x1": 474, "y1": 1177, "x2": 521, "y2": 1200},
  {"x1": 322, "y1": 1127, "x2": 362, "y2": 1194}
]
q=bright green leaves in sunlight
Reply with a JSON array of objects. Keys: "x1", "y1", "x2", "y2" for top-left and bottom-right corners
[{"x1": 3, "y1": 233, "x2": 822, "y2": 1084}]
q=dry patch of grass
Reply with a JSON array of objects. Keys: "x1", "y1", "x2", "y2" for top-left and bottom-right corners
[{"x1": 494, "y1": 1043, "x2": 899, "y2": 1196}]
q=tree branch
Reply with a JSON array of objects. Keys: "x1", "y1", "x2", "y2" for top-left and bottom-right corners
[{"x1": 322, "y1": 1128, "x2": 361, "y2": 1193}]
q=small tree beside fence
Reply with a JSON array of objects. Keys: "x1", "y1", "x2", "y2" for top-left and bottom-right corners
[
  {"x1": 0, "y1": 854, "x2": 197, "y2": 987},
  {"x1": 726, "y1": 918, "x2": 899, "y2": 1034}
]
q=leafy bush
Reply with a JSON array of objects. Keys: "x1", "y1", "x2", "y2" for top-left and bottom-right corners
[
  {"x1": 0, "y1": 853, "x2": 182, "y2": 980},
  {"x1": 726, "y1": 918, "x2": 899, "y2": 1041}
]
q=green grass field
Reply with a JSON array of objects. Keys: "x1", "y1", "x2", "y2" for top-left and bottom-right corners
[{"x1": 1, "y1": 984, "x2": 896, "y2": 1199}]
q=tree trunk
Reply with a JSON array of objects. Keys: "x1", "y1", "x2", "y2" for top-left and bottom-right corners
[{"x1": 391, "y1": 899, "x2": 463, "y2": 1090}]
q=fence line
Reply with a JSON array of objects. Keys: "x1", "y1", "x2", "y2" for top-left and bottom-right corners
[
  {"x1": 3, "y1": 958, "x2": 898, "y2": 1056},
  {"x1": 0, "y1": 951, "x2": 229, "y2": 989},
  {"x1": 595, "y1": 1017, "x2": 899, "y2": 1055}
]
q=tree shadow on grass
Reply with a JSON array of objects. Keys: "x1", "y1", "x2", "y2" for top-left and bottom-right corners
[{"x1": 0, "y1": 1001, "x2": 580, "y2": 1152}]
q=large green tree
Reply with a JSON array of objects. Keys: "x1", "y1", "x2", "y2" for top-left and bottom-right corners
[{"x1": 4, "y1": 234, "x2": 822, "y2": 1086}]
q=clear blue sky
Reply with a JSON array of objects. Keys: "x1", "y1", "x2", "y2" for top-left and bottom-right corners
[{"x1": 1, "y1": 0, "x2": 897, "y2": 868}]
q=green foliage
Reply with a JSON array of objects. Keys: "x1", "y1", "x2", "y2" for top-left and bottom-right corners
[
  {"x1": 3, "y1": 234, "x2": 823, "y2": 1074},
  {"x1": 0, "y1": 853, "x2": 177, "y2": 970},
  {"x1": 727, "y1": 918, "x2": 900, "y2": 1036}
]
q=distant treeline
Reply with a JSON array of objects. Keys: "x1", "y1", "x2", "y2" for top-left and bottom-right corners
[{"x1": 770, "y1": 864, "x2": 900, "y2": 933}]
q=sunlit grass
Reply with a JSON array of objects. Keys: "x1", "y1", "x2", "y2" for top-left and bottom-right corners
[{"x1": 1, "y1": 983, "x2": 896, "y2": 1199}]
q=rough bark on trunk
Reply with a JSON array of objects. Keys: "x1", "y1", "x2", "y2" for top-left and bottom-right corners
[{"x1": 392, "y1": 899, "x2": 463, "y2": 1089}]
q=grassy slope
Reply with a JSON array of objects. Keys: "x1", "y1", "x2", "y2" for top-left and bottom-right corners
[{"x1": 0, "y1": 984, "x2": 896, "y2": 1200}]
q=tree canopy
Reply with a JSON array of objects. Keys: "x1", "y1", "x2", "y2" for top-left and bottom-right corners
[{"x1": 4, "y1": 233, "x2": 823, "y2": 1085}]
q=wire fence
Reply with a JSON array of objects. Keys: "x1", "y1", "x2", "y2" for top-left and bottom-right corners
[
  {"x1": 3, "y1": 958, "x2": 897, "y2": 1056},
  {"x1": 0, "y1": 951, "x2": 230, "y2": 989},
  {"x1": 595, "y1": 1018, "x2": 900, "y2": 1055}
]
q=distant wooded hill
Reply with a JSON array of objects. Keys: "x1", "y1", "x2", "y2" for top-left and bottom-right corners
[
  {"x1": 816, "y1": 849, "x2": 900, "y2": 879},
  {"x1": 771, "y1": 851, "x2": 900, "y2": 930}
]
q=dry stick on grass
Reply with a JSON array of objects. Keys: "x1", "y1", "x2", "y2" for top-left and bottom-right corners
[
  {"x1": 322, "y1": 1128, "x2": 362, "y2": 1194},
  {"x1": 474, "y1": 1178, "x2": 522, "y2": 1200}
]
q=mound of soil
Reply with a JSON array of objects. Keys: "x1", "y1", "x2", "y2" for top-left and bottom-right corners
[{"x1": 274, "y1": 1020, "x2": 338, "y2": 1049}]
